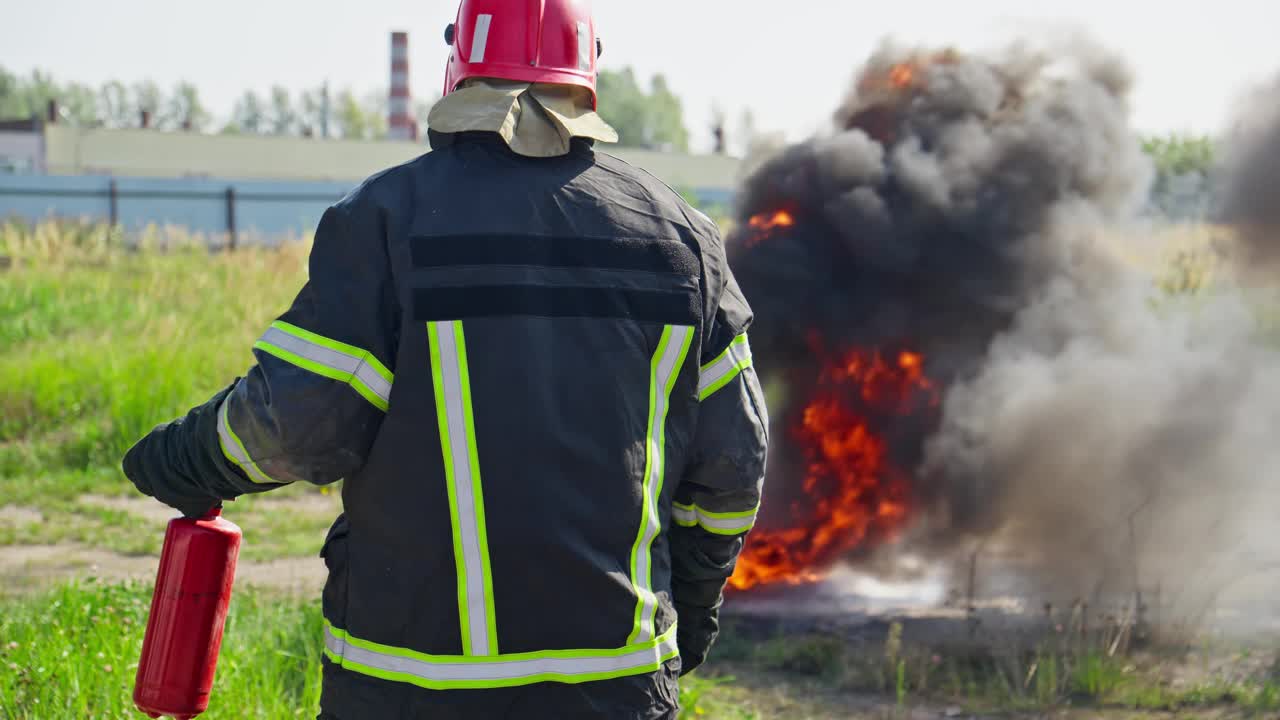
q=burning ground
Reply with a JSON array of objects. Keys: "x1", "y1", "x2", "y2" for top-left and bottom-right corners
[{"x1": 726, "y1": 40, "x2": 1280, "y2": 619}]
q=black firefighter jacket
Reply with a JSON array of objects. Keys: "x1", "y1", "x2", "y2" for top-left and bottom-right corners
[{"x1": 123, "y1": 131, "x2": 769, "y2": 720}]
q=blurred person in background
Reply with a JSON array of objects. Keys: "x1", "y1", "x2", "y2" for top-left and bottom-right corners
[{"x1": 121, "y1": 0, "x2": 767, "y2": 717}]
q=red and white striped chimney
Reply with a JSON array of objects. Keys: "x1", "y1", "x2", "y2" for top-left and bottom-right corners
[{"x1": 388, "y1": 31, "x2": 417, "y2": 141}]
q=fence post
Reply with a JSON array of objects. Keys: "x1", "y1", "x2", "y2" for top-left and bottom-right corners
[
  {"x1": 225, "y1": 186, "x2": 238, "y2": 251},
  {"x1": 108, "y1": 178, "x2": 119, "y2": 229}
]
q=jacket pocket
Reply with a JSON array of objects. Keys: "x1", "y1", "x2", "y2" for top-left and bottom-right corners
[{"x1": 320, "y1": 513, "x2": 351, "y2": 628}]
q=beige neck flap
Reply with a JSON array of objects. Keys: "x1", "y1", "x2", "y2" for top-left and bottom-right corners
[{"x1": 427, "y1": 79, "x2": 619, "y2": 158}]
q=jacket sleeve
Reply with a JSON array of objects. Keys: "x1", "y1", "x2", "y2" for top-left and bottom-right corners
[
  {"x1": 671, "y1": 263, "x2": 769, "y2": 675},
  {"x1": 123, "y1": 200, "x2": 400, "y2": 514}
]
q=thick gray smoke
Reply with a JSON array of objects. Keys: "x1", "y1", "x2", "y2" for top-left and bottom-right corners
[
  {"x1": 1219, "y1": 76, "x2": 1280, "y2": 271},
  {"x1": 730, "y1": 40, "x2": 1280, "y2": 618}
]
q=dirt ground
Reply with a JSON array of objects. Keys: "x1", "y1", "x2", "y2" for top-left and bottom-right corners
[
  {"x1": 0, "y1": 493, "x2": 336, "y2": 596},
  {"x1": 0, "y1": 542, "x2": 328, "y2": 595}
]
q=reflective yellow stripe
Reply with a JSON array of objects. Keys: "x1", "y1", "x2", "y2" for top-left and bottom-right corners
[
  {"x1": 323, "y1": 621, "x2": 678, "y2": 690},
  {"x1": 672, "y1": 501, "x2": 759, "y2": 535},
  {"x1": 428, "y1": 321, "x2": 498, "y2": 656},
  {"x1": 698, "y1": 334, "x2": 752, "y2": 401},
  {"x1": 256, "y1": 321, "x2": 393, "y2": 411},
  {"x1": 216, "y1": 394, "x2": 288, "y2": 485},
  {"x1": 626, "y1": 325, "x2": 694, "y2": 645}
]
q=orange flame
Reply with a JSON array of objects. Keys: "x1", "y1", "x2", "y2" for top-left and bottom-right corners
[
  {"x1": 746, "y1": 210, "x2": 795, "y2": 248},
  {"x1": 857, "y1": 52, "x2": 959, "y2": 97},
  {"x1": 889, "y1": 63, "x2": 916, "y2": 89},
  {"x1": 729, "y1": 348, "x2": 939, "y2": 591},
  {"x1": 749, "y1": 210, "x2": 795, "y2": 231}
]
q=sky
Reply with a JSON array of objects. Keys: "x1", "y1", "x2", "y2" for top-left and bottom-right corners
[{"x1": 3, "y1": 0, "x2": 1278, "y2": 153}]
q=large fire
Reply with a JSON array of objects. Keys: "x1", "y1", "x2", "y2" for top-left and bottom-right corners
[{"x1": 728, "y1": 345, "x2": 939, "y2": 591}]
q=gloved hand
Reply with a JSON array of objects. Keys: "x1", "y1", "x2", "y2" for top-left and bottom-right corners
[
  {"x1": 121, "y1": 384, "x2": 238, "y2": 519},
  {"x1": 674, "y1": 598, "x2": 721, "y2": 677},
  {"x1": 124, "y1": 438, "x2": 221, "y2": 518}
]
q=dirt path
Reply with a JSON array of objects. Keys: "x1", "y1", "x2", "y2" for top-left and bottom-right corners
[
  {"x1": 0, "y1": 542, "x2": 327, "y2": 596},
  {"x1": 1, "y1": 492, "x2": 339, "y2": 596}
]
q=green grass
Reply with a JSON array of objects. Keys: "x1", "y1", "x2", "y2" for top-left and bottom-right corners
[
  {"x1": 0, "y1": 220, "x2": 333, "y2": 561},
  {"x1": 0, "y1": 579, "x2": 755, "y2": 719},
  {"x1": 0, "y1": 220, "x2": 309, "y2": 474},
  {"x1": 0, "y1": 578, "x2": 323, "y2": 719}
]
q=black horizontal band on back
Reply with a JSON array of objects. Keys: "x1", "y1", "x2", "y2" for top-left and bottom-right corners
[
  {"x1": 414, "y1": 285, "x2": 699, "y2": 325},
  {"x1": 410, "y1": 234, "x2": 699, "y2": 277}
]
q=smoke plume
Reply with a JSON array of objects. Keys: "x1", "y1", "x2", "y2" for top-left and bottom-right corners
[
  {"x1": 730, "y1": 39, "x2": 1280, "y2": 616},
  {"x1": 1218, "y1": 76, "x2": 1280, "y2": 270}
]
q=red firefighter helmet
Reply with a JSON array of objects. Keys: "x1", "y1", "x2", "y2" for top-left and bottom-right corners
[{"x1": 443, "y1": 0, "x2": 602, "y2": 108}]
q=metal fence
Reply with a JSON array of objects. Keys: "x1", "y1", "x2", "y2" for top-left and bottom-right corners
[
  {"x1": 1, "y1": 174, "x2": 737, "y2": 247},
  {"x1": 0, "y1": 174, "x2": 356, "y2": 246}
]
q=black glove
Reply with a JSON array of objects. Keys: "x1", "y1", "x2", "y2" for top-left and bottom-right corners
[
  {"x1": 674, "y1": 598, "x2": 721, "y2": 677},
  {"x1": 122, "y1": 384, "x2": 238, "y2": 518},
  {"x1": 123, "y1": 446, "x2": 220, "y2": 518}
]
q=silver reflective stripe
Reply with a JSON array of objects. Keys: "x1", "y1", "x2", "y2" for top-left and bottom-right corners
[
  {"x1": 431, "y1": 322, "x2": 495, "y2": 656},
  {"x1": 697, "y1": 334, "x2": 753, "y2": 400},
  {"x1": 632, "y1": 325, "x2": 693, "y2": 643},
  {"x1": 258, "y1": 325, "x2": 392, "y2": 409},
  {"x1": 577, "y1": 21, "x2": 591, "y2": 71},
  {"x1": 216, "y1": 395, "x2": 286, "y2": 485},
  {"x1": 470, "y1": 14, "x2": 493, "y2": 63},
  {"x1": 672, "y1": 502, "x2": 759, "y2": 535},
  {"x1": 671, "y1": 503, "x2": 697, "y2": 526},
  {"x1": 324, "y1": 624, "x2": 678, "y2": 688}
]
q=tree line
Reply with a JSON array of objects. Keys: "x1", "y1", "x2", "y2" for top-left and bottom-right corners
[
  {"x1": 0, "y1": 66, "x2": 693, "y2": 150},
  {"x1": 1, "y1": 65, "x2": 1220, "y2": 168}
]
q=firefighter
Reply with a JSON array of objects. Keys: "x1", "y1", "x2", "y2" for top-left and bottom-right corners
[{"x1": 121, "y1": 0, "x2": 768, "y2": 717}]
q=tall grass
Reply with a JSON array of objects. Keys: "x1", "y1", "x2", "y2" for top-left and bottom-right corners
[
  {"x1": 0, "y1": 578, "x2": 323, "y2": 719},
  {"x1": 0, "y1": 220, "x2": 309, "y2": 480},
  {"x1": 0, "y1": 579, "x2": 730, "y2": 719}
]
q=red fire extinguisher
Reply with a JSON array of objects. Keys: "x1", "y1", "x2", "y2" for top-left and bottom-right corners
[{"x1": 134, "y1": 507, "x2": 241, "y2": 720}]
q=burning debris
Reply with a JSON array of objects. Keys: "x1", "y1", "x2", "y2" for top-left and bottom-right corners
[
  {"x1": 726, "y1": 40, "x2": 1280, "y2": 611},
  {"x1": 730, "y1": 346, "x2": 937, "y2": 590}
]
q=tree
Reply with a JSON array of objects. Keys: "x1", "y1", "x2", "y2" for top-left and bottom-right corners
[
  {"x1": 228, "y1": 90, "x2": 266, "y2": 134},
  {"x1": 334, "y1": 90, "x2": 371, "y2": 140},
  {"x1": 57, "y1": 82, "x2": 99, "y2": 125},
  {"x1": 1142, "y1": 134, "x2": 1216, "y2": 220},
  {"x1": 0, "y1": 69, "x2": 61, "y2": 121},
  {"x1": 98, "y1": 80, "x2": 133, "y2": 128},
  {"x1": 596, "y1": 68, "x2": 649, "y2": 147},
  {"x1": 361, "y1": 90, "x2": 389, "y2": 140},
  {"x1": 596, "y1": 68, "x2": 689, "y2": 151},
  {"x1": 298, "y1": 85, "x2": 331, "y2": 138},
  {"x1": 0, "y1": 66, "x2": 21, "y2": 119},
  {"x1": 646, "y1": 74, "x2": 688, "y2": 152},
  {"x1": 268, "y1": 86, "x2": 296, "y2": 135},
  {"x1": 165, "y1": 82, "x2": 209, "y2": 131},
  {"x1": 132, "y1": 80, "x2": 163, "y2": 127},
  {"x1": 0, "y1": 68, "x2": 98, "y2": 125},
  {"x1": 1142, "y1": 134, "x2": 1215, "y2": 178}
]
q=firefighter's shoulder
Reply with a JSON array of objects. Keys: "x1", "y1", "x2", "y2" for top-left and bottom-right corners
[
  {"x1": 592, "y1": 151, "x2": 722, "y2": 240},
  {"x1": 331, "y1": 151, "x2": 441, "y2": 214}
]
